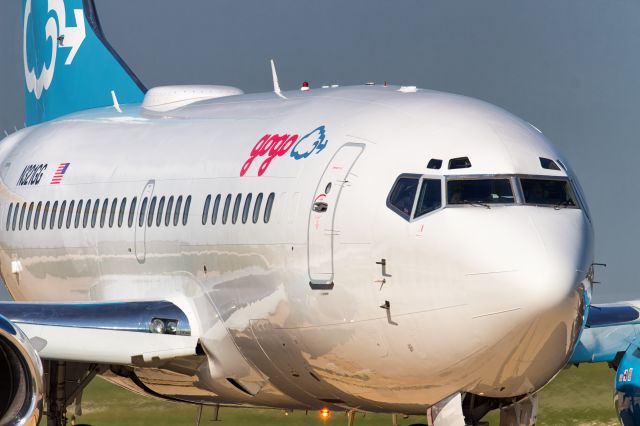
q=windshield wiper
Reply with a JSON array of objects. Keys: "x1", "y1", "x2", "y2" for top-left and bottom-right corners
[
  {"x1": 463, "y1": 199, "x2": 491, "y2": 209},
  {"x1": 554, "y1": 200, "x2": 572, "y2": 210}
]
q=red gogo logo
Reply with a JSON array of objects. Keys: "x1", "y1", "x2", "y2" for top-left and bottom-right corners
[
  {"x1": 240, "y1": 126, "x2": 329, "y2": 176},
  {"x1": 240, "y1": 133, "x2": 299, "y2": 177}
]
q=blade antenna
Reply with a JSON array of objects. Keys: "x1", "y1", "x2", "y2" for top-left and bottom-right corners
[
  {"x1": 271, "y1": 59, "x2": 286, "y2": 99},
  {"x1": 111, "y1": 90, "x2": 123, "y2": 113}
]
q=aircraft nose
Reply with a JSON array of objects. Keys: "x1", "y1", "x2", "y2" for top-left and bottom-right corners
[
  {"x1": 521, "y1": 207, "x2": 592, "y2": 308},
  {"x1": 462, "y1": 206, "x2": 593, "y2": 394},
  {"x1": 448, "y1": 206, "x2": 592, "y2": 308}
]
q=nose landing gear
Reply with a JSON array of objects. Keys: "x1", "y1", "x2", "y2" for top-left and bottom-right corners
[{"x1": 498, "y1": 394, "x2": 538, "y2": 426}]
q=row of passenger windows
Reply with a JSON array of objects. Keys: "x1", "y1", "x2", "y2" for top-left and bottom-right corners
[
  {"x1": 5, "y1": 195, "x2": 192, "y2": 232},
  {"x1": 5, "y1": 192, "x2": 278, "y2": 232},
  {"x1": 202, "y1": 192, "x2": 275, "y2": 225}
]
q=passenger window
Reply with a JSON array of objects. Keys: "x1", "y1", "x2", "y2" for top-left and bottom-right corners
[
  {"x1": 242, "y1": 193, "x2": 252, "y2": 224},
  {"x1": 182, "y1": 196, "x2": 191, "y2": 226},
  {"x1": 83, "y1": 199, "x2": 92, "y2": 228},
  {"x1": 139, "y1": 197, "x2": 148, "y2": 227},
  {"x1": 147, "y1": 196, "x2": 157, "y2": 227},
  {"x1": 67, "y1": 200, "x2": 75, "y2": 229},
  {"x1": 89, "y1": 199, "x2": 98, "y2": 228},
  {"x1": 59, "y1": 201, "x2": 67, "y2": 229},
  {"x1": 222, "y1": 194, "x2": 231, "y2": 224},
  {"x1": 156, "y1": 196, "x2": 165, "y2": 227},
  {"x1": 232, "y1": 194, "x2": 242, "y2": 224},
  {"x1": 387, "y1": 176, "x2": 419, "y2": 219},
  {"x1": 75, "y1": 200, "x2": 83, "y2": 229},
  {"x1": 165, "y1": 196, "x2": 174, "y2": 227},
  {"x1": 18, "y1": 203, "x2": 26, "y2": 230},
  {"x1": 34, "y1": 202, "x2": 42, "y2": 230},
  {"x1": 100, "y1": 198, "x2": 109, "y2": 228},
  {"x1": 173, "y1": 196, "x2": 183, "y2": 226},
  {"x1": 264, "y1": 193, "x2": 275, "y2": 223},
  {"x1": 414, "y1": 179, "x2": 442, "y2": 218},
  {"x1": 202, "y1": 195, "x2": 211, "y2": 225},
  {"x1": 252, "y1": 193, "x2": 263, "y2": 224},
  {"x1": 128, "y1": 197, "x2": 137, "y2": 228},
  {"x1": 50, "y1": 201, "x2": 58, "y2": 230},
  {"x1": 90, "y1": 199, "x2": 99, "y2": 228},
  {"x1": 26, "y1": 202, "x2": 34, "y2": 230},
  {"x1": 108, "y1": 198, "x2": 117, "y2": 228},
  {"x1": 118, "y1": 198, "x2": 127, "y2": 228},
  {"x1": 5, "y1": 203, "x2": 12, "y2": 231},
  {"x1": 42, "y1": 201, "x2": 50, "y2": 230},
  {"x1": 12, "y1": 203, "x2": 19, "y2": 231},
  {"x1": 211, "y1": 194, "x2": 221, "y2": 225}
]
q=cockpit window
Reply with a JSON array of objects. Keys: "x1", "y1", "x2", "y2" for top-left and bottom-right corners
[
  {"x1": 414, "y1": 179, "x2": 442, "y2": 218},
  {"x1": 388, "y1": 173, "x2": 581, "y2": 220},
  {"x1": 427, "y1": 159, "x2": 443, "y2": 170},
  {"x1": 539, "y1": 157, "x2": 561, "y2": 171},
  {"x1": 520, "y1": 178, "x2": 577, "y2": 207},
  {"x1": 448, "y1": 157, "x2": 471, "y2": 169},
  {"x1": 388, "y1": 176, "x2": 420, "y2": 219},
  {"x1": 447, "y1": 179, "x2": 514, "y2": 205}
]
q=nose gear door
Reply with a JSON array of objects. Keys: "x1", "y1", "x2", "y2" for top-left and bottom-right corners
[{"x1": 308, "y1": 143, "x2": 364, "y2": 289}]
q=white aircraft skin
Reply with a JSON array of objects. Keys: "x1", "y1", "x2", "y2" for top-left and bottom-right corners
[{"x1": 0, "y1": 85, "x2": 594, "y2": 414}]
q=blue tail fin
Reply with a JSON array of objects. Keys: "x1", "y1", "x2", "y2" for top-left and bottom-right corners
[{"x1": 22, "y1": 0, "x2": 146, "y2": 125}]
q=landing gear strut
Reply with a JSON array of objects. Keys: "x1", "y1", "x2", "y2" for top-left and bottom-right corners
[{"x1": 44, "y1": 361, "x2": 101, "y2": 426}]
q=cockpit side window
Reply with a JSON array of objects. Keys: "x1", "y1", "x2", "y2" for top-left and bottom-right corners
[
  {"x1": 387, "y1": 175, "x2": 420, "y2": 220},
  {"x1": 414, "y1": 179, "x2": 442, "y2": 218},
  {"x1": 520, "y1": 178, "x2": 577, "y2": 207}
]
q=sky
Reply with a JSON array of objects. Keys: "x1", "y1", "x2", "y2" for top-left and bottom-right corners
[{"x1": 0, "y1": 1, "x2": 639, "y2": 302}]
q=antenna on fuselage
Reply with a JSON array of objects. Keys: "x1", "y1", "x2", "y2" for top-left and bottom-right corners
[
  {"x1": 111, "y1": 90, "x2": 123, "y2": 113},
  {"x1": 270, "y1": 59, "x2": 286, "y2": 99}
]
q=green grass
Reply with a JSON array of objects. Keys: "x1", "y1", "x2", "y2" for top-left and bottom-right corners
[
  {"x1": 484, "y1": 363, "x2": 618, "y2": 426},
  {"x1": 51, "y1": 364, "x2": 617, "y2": 425}
]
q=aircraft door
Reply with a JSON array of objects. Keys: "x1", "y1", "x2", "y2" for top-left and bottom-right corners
[
  {"x1": 308, "y1": 143, "x2": 364, "y2": 289},
  {"x1": 135, "y1": 180, "x2": 155, "y2": 263}
]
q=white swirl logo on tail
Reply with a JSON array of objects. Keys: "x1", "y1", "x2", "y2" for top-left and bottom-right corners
[{"x1": 23, "y1": 0, "x2": 86, "y2": 99}]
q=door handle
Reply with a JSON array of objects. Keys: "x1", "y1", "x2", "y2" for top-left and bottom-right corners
[{"x1": 313, "y1": 201, "x2": 328, "y2": 213}]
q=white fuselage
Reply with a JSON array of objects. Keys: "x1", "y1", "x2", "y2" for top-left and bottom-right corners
[{"x1": 0, "y1": 86, "x2": 593, "y2": 413}]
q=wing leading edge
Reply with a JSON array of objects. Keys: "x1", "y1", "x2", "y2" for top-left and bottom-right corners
[
  {"x1": 569, "y1": 302, "x2": 640, "y2": 423},
  {"x1": 570, "y1": 302, "x2": 640, "y2": 364},
  {"x1": 0, "y1": 301, "x2": 198, "y2": 364}
]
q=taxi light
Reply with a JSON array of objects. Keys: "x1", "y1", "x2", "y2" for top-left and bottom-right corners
[
  {"x1": 149, "y1": 318, "x2": 166, "y2": 334},
  {"x1": 166, "y1": 320, "x2": 178, "y2": 334},
  {"x1": 320, "y1": 407, "x2": 330, "y2": 420}
]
